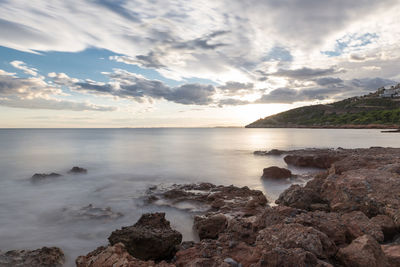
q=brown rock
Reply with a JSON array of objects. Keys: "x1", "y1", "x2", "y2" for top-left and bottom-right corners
[
  {"x1": 194, "y1": 213, "x2": 228, "y2": 240},
  {"x1": 293, "y1": 211, "x2": 348, "y2": 246},
  {"x1": 336, "y1": 235, "x2": 389, "y2": 267},
  {"x1": 382, "y1": 244, "x2": 400, "y2": 267},
  {"x1": 284, "y1": 153, "x2": 340, "y2": 169},
  {"x1": 76, "y1": 243, "x2": 174, "y2": 267},
  {"x1": 255, "y1": 247, "x2": 332, "y2": 267},
  {"x1": 256, "y1": 223, "x2": 337, "y2": 259},
  {"x1": 108, "y1": 212, "x2": 182, "y2": 261},
  {"x1": 371, "y1": 215, "x2": 398, "y2": 241},
  {"x1": 275, "y1": 184, "x2": 323, "y2": 210},
  {"x1": 341, "y1": 211, "x2": 384, "y2": 243},
  {"x1": 253, "y1": 206, "x2": 303, "y2": 231},
  {"x1": 0, "y1": 247, "x2": 65, "y2": 267},
  {"x1": 262, "y1": 166, "x2": 292, "y2": 179}
]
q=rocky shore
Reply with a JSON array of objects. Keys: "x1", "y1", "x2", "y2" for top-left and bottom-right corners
[{"x1": 3, "y1": 147, "x2": 400, "y2": 266}]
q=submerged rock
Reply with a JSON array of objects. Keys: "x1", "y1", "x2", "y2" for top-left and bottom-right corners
[
  {"x1": 108, "y1": 212, "x2": 182, "y2": 261},
  {"x1": 62, "y1": 204, "x2": 123, "y2": 220},
  {"x1": 68, "y1": 166, "x2": 87, "y2": 174},
  {"x1": 262, "y1": 166, "x2": 292, "y2": 179},
  {"x1": 31, "y1": 172, "x2": 62, "y2": 181},
  {"x1": 0, "y1": 247, "x2": 65, "y2": 267}
]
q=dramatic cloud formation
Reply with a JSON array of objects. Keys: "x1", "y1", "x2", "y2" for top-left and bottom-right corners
[
  {"x1": 0, "y1": 68, "x2": 115, "y2": 111},
  {"x1": 0, "y1": 0, "x2": 399, "y2": 126}
]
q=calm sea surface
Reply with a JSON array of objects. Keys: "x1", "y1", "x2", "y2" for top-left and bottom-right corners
[{"x1": 0, "y1": 128, "x2": 398, "y2": 265}]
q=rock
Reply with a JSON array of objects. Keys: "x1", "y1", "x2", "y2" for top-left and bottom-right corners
[
  {"x1": 283, "y1": 153, "x2": 340, "y2": 169},
  {"x1": 336, "y1": 235, "x2": 389, "y2": 267},
  {"x1": 293, "y1": 211, "x2": 348, "y2": 246},
  {"x1": 108, "y1": 212, "x2": 182, "y2": 261},
  {"x1": 254, "y1": 247, "x2": 332, "y2": 267},
  {"x1": 31, "y1": 173, "x2": 61, "y2": 181},
  {"x1": 224, "y1": 257, "x2": 241, "y2": 267},
  {"x1": 262, "y1": 166, "x2": 292, "y2": 179},
  {"x1": 0, "y1": 247, "x2": 65, "y2": 267},
  {"x1": 371, "y1": 215, "x2": 398, "y2": 241},
  {"x1": 253, "y1": 206, "x2": 303, "y2": 231},
  {"x1": 194, "y1": 213, "x2": 228, "y2": 240},
  {"x1": 382, "y1": 244, "x2": 400, "y2": 267},
  {"x1": 174, "y1": 240, "x2": 260, "y2": 267},
  {"x1": 68, "y1": 166, "x2": 87, "y2": 174},
  {"x1": 275, "y1": 184, "x2": 323, "y2": 210},
  {"x1": 147, "y1": 183, "x2": 268, "y2": 216},
  {"x1": 341, "y1": 211, "x2": 384, "y2": 243},
  {"x1": 256, "y1": 223, "x2": 337, "y2": 259},
  {"x1": 76, "y1": 243, "x2": 174, "y2": 267}
]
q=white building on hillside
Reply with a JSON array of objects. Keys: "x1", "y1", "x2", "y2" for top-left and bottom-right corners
[{"x1": 380, "y1": 88, "x2": 400, "y2": 98}]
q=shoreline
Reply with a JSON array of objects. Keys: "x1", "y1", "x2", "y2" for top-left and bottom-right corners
[{"x1": 3, "y1": 147, "x2": 399, "y2": 266}]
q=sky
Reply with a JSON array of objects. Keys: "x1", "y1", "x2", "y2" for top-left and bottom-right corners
[{"x1": 0, "y1": 0, "x2": 399, "y2": 128}]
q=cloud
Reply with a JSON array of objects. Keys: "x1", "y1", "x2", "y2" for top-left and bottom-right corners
[
  {"x1": 10, "y1": 60, "x2": 38, "y2": 76},
  {"x1": 0, "y1": 0, "x2": 398, "y2": 84},
  {"x1": 256, "y1": 77, "x2": 398, "y2": 104},
  {"x1": 313, "y1": 77, "x2": 343, "y2": 86},
  {"x1": 110, "y1": 53, "x2": 166, "y2": 69},
  {"x1": 50, "y1": 69, "x2": 217, "y2": 105},
  {"x1": 0, "y1": 97, "x2": 116, "y2": 111},
  {"x1": 0, "y1": 69, "x2": 115, "y2": 111},
  {"x1": 271, "y1": 67, "x2": 345, "y2": 79}
]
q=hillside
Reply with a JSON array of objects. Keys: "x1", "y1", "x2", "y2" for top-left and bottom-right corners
[{"x1": 246, "y1": 85, "x2": 400, "y2": 128}]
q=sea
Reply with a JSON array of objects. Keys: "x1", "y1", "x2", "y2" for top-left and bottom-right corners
[{"x1": 0, "y1": 128, "x2": 398, "y2": 265}]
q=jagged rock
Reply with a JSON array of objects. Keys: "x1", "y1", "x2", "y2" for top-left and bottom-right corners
[
  {"x1": 108, "y1": 212, "x2": 182, "y2": 261},
  {"x1": 68, "y1": 166, "x2": 87, "y2": 174},
  {"x1": 254, "y1": 247, "x2": 332, "y2": 267},
  {"x1": 174, "y1": 240, "x2": 260, "y2": 267},
  {"x1": 255, "y1": 223, "x2": 337, "y2": 259},
  {"x1": 253, "y1": 206, "x2": 303, "y2": 231},
  {"x1": 147, "y1": 183, "x2": 268, "y2": 216},
  {"x1": 292, "y1": 211, "x2": 348, "y2": 246},
  {"x1": 275, "y1": 184, "x2": 323, "y2": 210},
  {"x1": 382, "y1": 244, "x2": 400, "y2": 267},
  {"x1": 31, "y1": 173, "x2": 61, "y2": 181},
  {"x1": 336, "y1": 235, "x2": 389, "y2": 267},
  {"x1": 0, "y1": 247, "x2": 65, "y2": 267},
  {"x1": 370, "y1": 215, "x2": 397, "y2": 241},
  {"x1": 194, "y1": 213, "x2": 228, "y2": 240},
  {"x1": 283, "y1": 153, "x2": 341, "y2": 169},
  {"x1": 262, "y1": 166, "x2": 292, "y2": 179},
  {"x1": 76, "y1": 243, "x2": 174, "y2": 267},
  {"x1": 341, "y1": 211, "x2": 384, "y2": 243}
]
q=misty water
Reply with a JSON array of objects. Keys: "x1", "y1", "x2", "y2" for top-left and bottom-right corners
[{"x1": 0, "y1": 128, "x2": 399, "y2": 265}]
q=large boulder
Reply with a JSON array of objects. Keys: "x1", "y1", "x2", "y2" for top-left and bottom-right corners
[
  {"x1": 275, "y1": 184, "x2": 323, "y2": 210},
  {"x1": 262, "y1": 166, "x2": 292, "y2": 179},
  {"x1": 108, "y1": 212, "x2": 182, "y2": 261},
  {"x1": 336, "y1": 235, "x2": 389, "y2": 267},
  {"x1": 194, "y1": 213, "x2": 228, "y2": 240},
  {"x1": 0, "y1": 247, "x2": 65, "y2": 267}
]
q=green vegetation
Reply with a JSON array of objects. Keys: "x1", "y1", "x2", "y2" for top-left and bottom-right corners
[{"x1": 246, "y1": 92, "x2": 400, "y2": 128}]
